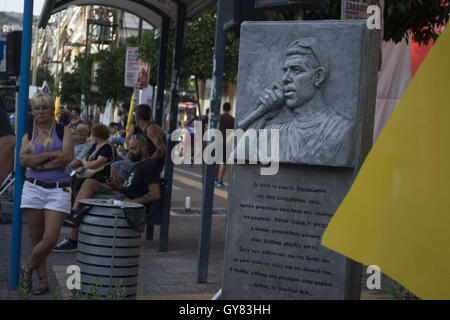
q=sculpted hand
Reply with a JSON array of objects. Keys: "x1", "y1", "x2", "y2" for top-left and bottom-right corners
[
  {"x1": 237, "y1": 82, "x2": 285, "y2": 129},
  {"x1": 257, "y1": 81, "x2": 285, "y2": 112}
]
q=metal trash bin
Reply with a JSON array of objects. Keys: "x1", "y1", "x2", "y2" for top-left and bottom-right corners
[{"x1": 76, "y1": 199, "x2": 144, "y2": 300}]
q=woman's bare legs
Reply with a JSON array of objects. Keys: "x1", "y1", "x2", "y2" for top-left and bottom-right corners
[
  {"x1": 69, "y1": 178, "x2": 102, "y2": 241},
  {"x1": 26, "y1": 209, "x2": 66, "y2": 290},
  {"x1": 23, "y1": 209, "x2": 45, "y2": 282}
]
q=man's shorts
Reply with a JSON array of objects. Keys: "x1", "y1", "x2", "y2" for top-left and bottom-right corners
[
  {"x1": 0, "y1": 97, "x2": 14, "y2": 138},
  {"x1": 20, "y1": 180, "x2": 72, "y2": 214}
]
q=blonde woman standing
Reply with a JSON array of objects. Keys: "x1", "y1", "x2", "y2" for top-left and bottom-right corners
[{"x1": 18, "y1": 93, "x2": 74, "y2": 295}]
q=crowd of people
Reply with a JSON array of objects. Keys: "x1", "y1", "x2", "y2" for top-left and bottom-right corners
[
  {"x1": 14, "y1": 93, "x2": 166, "y2": 295},
  {"x1": 0, "y1": 91, "x2": 235, "y2": 295},
  {"x1": 183, "y1": 103, "x2": 235, "y2": 188}
]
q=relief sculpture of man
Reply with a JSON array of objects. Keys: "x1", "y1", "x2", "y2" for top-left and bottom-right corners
[{"x1": 238, "y1": 36, "x2": 355, "y2": 167}]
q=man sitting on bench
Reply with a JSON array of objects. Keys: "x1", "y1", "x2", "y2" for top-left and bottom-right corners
[{"x1": 54, "y1": 135, "x2": 161, "y2": 252}]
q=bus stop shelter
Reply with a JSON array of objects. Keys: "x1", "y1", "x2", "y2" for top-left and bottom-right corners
[{"x1": 10, "y1": 0, "x2": 227, "y2": 289}]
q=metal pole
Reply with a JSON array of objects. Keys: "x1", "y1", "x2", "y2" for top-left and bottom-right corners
[
  {"x1": 10, "y1": 0, "x2": 33, "y2": 289},
  {"x1": 197, "y1": 0, "x2": 226, "y2": 283},
  {"x1": 31, "y1": 24, "x2": 39, "y2": 86},
  {"x1": 134, "y1": 18, "x2": 144, "y2": 109},
  {"x1": 137, "y1": 18, "x2": 143, "y2": 45},
  {"x1": 146, "y1": 16, "x2": 169, "y2": 241},
  {"x1": 159, "y1": 3, "x2": 186, "y2": 252},
  {"x1": 81, "y1": 8, "x2": 90, "y2": 122},
  {"x1": 61, "y1": 42, "x2": 65, "y2": 76},
  {"x1": 54, "y1": 12, "x2": 60, "y2": 91},
  {"x1": 155, "y1": 17, "x2": 169, "y2": 126}
]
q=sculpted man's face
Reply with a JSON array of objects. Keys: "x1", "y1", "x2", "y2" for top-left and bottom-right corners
[{"x1": 282, "y1": 55, "x2": 318, "y2": 110}]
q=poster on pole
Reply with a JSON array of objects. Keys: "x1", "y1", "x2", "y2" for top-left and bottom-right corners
[
  {"x1": 125, "y1": 46, "x2": 150, "y2": 88},
  {"x1": 91, "y1": 61, "x2": 100, "y2": 92},
  {"x1": 341, "y1": 0, "x2": 384, "y2": 20},
  {"x1": 341, "y1": 0, "x2": 384, "y2": 41}
]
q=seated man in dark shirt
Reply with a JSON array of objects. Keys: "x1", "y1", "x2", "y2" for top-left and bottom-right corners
[
  {"x1": 75, "y1": 135, "x2": 160, "y2": 209},
  {"x1": 54, "y1": 136, "x2": 161, "y2": 252},
  {"x1": 107, "y1": 136, "x2": 161, "y2": 204}
]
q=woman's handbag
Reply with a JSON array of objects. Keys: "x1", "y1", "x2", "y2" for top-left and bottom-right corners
[{"x1": 76, "y1": 142, "x2": 115, "y2": 179}]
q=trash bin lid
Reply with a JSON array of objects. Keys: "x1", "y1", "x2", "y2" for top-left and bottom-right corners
[{"x1": 78, "y1": 199, "x2": 144, "y2": 209}]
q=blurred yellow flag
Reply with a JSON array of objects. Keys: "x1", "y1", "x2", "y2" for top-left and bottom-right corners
[
  {"x1": 126, "y1": 93, "x2": 134, "y2": 134},
  {"x1": 124, "y1": 93, "x2": 135, "y2": 149},
  {"x1": 322, "y1": 26, "x2": 450, "y2": 300},
  {"x1": 54, "y1": 96, "x2": 60, "y2": 121}
]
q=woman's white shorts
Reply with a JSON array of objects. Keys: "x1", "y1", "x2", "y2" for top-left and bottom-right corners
[{"x1": 20, "y1": 180, "x2": 72, "y2": 214}]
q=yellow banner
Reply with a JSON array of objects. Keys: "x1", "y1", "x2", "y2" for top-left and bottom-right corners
[
  {"x1": 126, "y1": 93, "x2": 134, "y2": 134},
  {"x1": 54, "y1": 96, "x2": 60, "y2": 121},
  {"x1": 124, "y1": 93, "x2": 135, "y2": 149},
  {"x1": 322, "y1": 26, "x2": 450, "y2": 300}
]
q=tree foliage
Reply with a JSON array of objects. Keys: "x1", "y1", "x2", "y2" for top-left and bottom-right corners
[
  {"x1": 94, "y1": 45, "x2": 133, "y2": 104},
  {"x1": 60, "y1": 52, "x2": 101, "y2": 106},
  {"x1": 137, "y1": 1, "x2": 447, "y2": 94},
  {"x1": 383, "y1": 0, "x2": 449, "y2": 45},
  {"x1": 305, "y1": 0, "x2": 449, "y2": 45},
  {"x1": 60, "y1": 1, "x2": 448, "y2": 107},
  {"x1": 139, "y1": 30, "x2": 169, "y2": 88},
  {"x1": 59, "y1": 68, "x2": 80, "y2": 106},
  {"x1": 60, "y1": 45, "x2": 133, "y2": 106},
  {"x1": 33, "y1": 66, "x2": 55, "y2": 94},
  {"x1": 182, "y1": 8, "x2": 240, "y2": 83},
  {"x1": 139, "y1": 7, "x2": 240, "y2": 87}
]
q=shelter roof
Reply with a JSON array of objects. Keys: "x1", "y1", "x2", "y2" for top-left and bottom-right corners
[{"x1": 38, "y1": 0, "x2": 216, "y2": 29}]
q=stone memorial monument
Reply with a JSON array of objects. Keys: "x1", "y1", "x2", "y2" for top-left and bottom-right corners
[{"x1": 222, "y1": 21, "x2": 380, "y2": 299}]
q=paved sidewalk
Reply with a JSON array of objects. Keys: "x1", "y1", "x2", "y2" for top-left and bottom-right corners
[
  {"x1": 0, "y1": 212, "x2": 226, "y2": 300},
  {"x1": 0, "y1": 215, "x2": 395, "y2": 300},
  {"x1": 0, "y1": 164, "x2": 396, "y2": 300}
]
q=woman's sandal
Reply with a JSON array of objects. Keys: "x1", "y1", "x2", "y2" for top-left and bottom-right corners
[
  {"x1": 32, "y1": 276, "x2": 49, "y2": 296},
  {"x1": 20, "y1": 263, "x2": 33, "y2": 290}
]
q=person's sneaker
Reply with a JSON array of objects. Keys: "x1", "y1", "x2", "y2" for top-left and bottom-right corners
[
  {"x1": 53, "y1": 238, "x2": 77, "y2": 252},
  {"x1": 216, "y1": 181, "x2": 224, "y2": 188},
  {"x1": 62, "y1": 217, "x2": 77, "y2": 228}
]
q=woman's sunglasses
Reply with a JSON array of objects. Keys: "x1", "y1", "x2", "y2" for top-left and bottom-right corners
[{"x1": 33, "y1": 105, "x2": 51, "y2": 111}]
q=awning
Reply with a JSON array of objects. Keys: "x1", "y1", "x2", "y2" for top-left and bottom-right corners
[{"x1": 38, "y1": 0, "x2": 216, "y2": 29}]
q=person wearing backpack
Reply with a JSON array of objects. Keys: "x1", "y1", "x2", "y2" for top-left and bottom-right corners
[{"x1": 19, "y1": 93, "x2": 74, "y2": 295}]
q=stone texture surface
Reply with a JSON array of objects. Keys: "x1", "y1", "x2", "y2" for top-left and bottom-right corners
[
  {"x1": 222, "y1": 21, "x2": 380, "y2": 300},
  {"x1": 234, "y1": 21, "x2": 377, "y2": 167}
]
